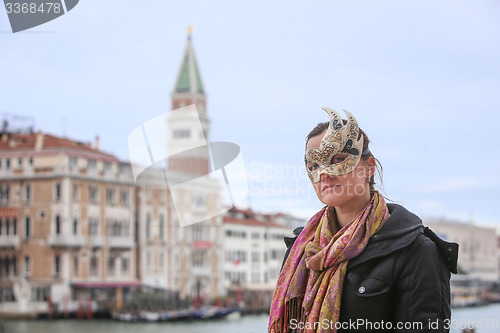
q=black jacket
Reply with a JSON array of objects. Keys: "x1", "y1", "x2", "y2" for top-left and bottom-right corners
[{"x1": 282, "y1": 204, "x2": 458, "y2": 333}]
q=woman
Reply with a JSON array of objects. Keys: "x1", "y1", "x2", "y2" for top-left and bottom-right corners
[{"x1": 269, "y1": 108, "x2": 458, "y2": 333}]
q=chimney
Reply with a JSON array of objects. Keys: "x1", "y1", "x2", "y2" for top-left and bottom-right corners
[
  {"x1": 95, "y1": 135, "x2": 100, "y2": 150},
  {"x1": 35, "y1": 131, "x2": 44, "y2": 151}
]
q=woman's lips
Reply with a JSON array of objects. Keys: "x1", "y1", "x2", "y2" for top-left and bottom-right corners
[{"x1": 322, "y1": 184, "x2": 340, "y2": 191}]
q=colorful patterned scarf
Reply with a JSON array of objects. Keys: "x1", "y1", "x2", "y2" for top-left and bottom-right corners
[{"x1": 268, "y1": 192, "x2": 389, "y2": 333}]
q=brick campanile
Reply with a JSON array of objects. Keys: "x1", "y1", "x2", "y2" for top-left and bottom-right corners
[{"x1": 168, "y1": 27, "x2": 211, "y2": 175}]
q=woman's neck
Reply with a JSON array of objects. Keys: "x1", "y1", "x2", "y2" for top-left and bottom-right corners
[{"x1": 334, "y1": 191, "x2": 373, "y2": 228}]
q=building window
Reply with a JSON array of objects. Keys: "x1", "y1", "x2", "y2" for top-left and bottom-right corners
[
  {"x1": 192, "y1": 224, "x2": 203, "y2": 241},
  {"x1": 107, "y1": 219, "x2": 123, "y2": 237},
  {"x1": 195, "y1": 195, "x2": 206, "y2": 207},
  {"x1": 159, "y1": 214, "x2": 165, "y2": 240},
  {"x1": 106, "y1": 187, "x2": 115, "y2": 206},
  {"x1": 159, "y1": 252, "x2": 165, "y2": 269},
  {"x1": 31, "y1": 286, "x2": 49, "y2": 302},
  {"x1": 90, "y1": 255, "x2": 98, "y2": 277},
  {"x1": 25, "y1": 184, "x2": 30, "y2": 202},
  {"x1": 13, "y1": 217, "x2": 16, "y2": 235},
  {"x1": 5, "y1": 218, "x2": 9, "y2": 235},
  {"x1": 87, "y1": 159, "x2": 96, "y2": 170},
  {"x1": 69, "y1": 156, "x2": 78, "y2": 168},
  {"x1": 25, "y1": 255, "x2": 30, "y2": 275},
  {"x1": 29, "y1": 156, "x2": 33, "y2": 166},
  {"x1": 73, "y1": 218, "x2": 78, "y2": 235},
  {"x1": 107, "y1": 257, "x2": 115, "y2": 276},
  {"x1": 120, "y1": 189, "x2": 129, "y2": 206},
  {"x1": 0, "y1": 218, "x2": 2, "y2": 235},
  {"x1": 146, "y1": 251, "x2": 151, "y2": 268},
  {"x1": 73, "y1": 183, "x2": 79, "y2": 201},
  {"x1": 89, "y1": 218, "x2": 99, "y2": 236},
  {"x1": 73, "y1": 254, "x2": 78, "y2": 277},
  {"x1": 11, "y1": 256, "x2": 16, "y2": 276},
  {"x1": 121, "y1": 257, "x2": 129, "y2": 274},
  {"x1": 271, "y1": 249, "x2": 277, "y2": 260},
  {"x1": 18, "y1": 157, "x2": 22, "y2": 166},
  {"x1": 25, "y1": 216, "x2": 30, "y2": 239},
  {"x1": 55, "y1": 215, "x2": 61, "y2": 234},
  {"x1": 192, "y1": 251, "x2": 205, "y2": 267},
  {"x1": 146, "y1": 213, "x2": 151, "y2": 239},
  {"x1": 103, "y1": 162, "x2": 111, "y2": 172},
  {"x1": 89, "y1": 185, "x2": 99, "y2": 203},
  {"x1": 5, "y1": 256, "x2": 10, "y2": 276},
  {"x1": 242, "y1": 251, "x2": 247, "y2": 263},
  {"x1": 0, "y1": 184, "x2": 10, "y2": 203},
  {"x1": 55, "y1": 182, "x2": 61, "y2": 201},
  {"x1": 252, "y1": 252, "x2": 260, "y2": 263},
  {"x1": 225, "y1": 229, "x2": 247, "y2": 238},
  {"x1": 54, "y1": 255, "x2": 60, "y2": 276},
  {"x1": 6, "y1": 158, "x2": 10, "y2": 169}
]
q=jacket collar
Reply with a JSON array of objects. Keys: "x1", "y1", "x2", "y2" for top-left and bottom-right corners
[
  {"x1": 348, "y1": 203, "x2": 458, "y2": 273},
  {"x1": 347, "y1": 203, "x2": 424, "y2": 269}
]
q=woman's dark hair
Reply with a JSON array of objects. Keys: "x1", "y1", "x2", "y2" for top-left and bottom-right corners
[{"x1": 305, "y1": 121, "x2": 384, "y2": 192}]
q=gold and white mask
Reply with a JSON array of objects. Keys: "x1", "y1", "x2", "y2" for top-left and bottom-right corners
[{"x1": 305, "y1": 107, "x2": 364, "y2": 183}]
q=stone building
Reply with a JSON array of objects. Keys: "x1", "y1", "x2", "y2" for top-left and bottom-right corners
[
  {"x1": 223, "y1": 207, "x2": 292, "y2": 311},
  {"x1": 0, "y1": 130, "x2": 137, "y2": 315},
  {"x1": 425, "y1": 219, "x2": 499, "y2": 282}
]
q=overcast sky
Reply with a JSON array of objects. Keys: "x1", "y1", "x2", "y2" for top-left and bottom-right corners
[{"x1": 1, "y1": 0, "x2": 499, "y2": 229}]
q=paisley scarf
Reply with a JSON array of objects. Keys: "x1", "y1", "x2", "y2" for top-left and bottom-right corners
[{"x1": 268, "y1": 192, "x2": 389, "y2": 333}]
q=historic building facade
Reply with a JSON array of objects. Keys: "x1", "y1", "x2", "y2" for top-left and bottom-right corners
[
  {"x1": 222, "y1": 207, "x2": 292, "y2": 310},
  {"x1": 0, "y1": 131, "x2": 137, "y2": 315},
  {"x1": 425, "y1": 219, "x2": 499, "y2": 282}
]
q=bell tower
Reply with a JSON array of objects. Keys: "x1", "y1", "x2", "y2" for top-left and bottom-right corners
[{"x1": 168, "y1": 26, "x2": 211, "y2": 175}]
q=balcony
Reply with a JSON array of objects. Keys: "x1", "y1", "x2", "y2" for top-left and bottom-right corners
[
  {"x1": 108, "y1": 236, "x2": 134, "y2": 249},
  {"x1": 89, "y1": 235, "x2": 104, "y2": 248},
  {"x1": 0, "y1": 235, "x2": 20, "y2": 248},
  {"x1": 48, "y1": 234, "x2": 86, "y2": 247}
]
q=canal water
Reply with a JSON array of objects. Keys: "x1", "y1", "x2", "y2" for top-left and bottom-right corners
[{"x1": 2, "y1": 304, "x2": 500, "y2": 333}]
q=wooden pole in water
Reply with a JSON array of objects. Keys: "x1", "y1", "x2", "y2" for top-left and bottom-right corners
[{"x1": 116, "y1": 287, "x2": 123, "y2": 312}]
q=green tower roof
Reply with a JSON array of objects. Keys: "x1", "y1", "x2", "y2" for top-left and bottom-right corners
[{"x1": 174, "y1": 36, "x2": 205, "y2": 94}]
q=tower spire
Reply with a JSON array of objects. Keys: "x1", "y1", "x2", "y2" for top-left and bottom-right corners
[
  {"x1": 188, "y1": 25, "x2": 194, "y2": 40},
  {"x1": 173, "y1": 26, "x2": 205, "y2": 95},
  {"x1": 169, "y1": 28, "x2": 211, "y2": 175}
]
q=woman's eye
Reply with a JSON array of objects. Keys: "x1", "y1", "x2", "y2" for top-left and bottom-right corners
[
  {"x1": 331, "y1": 155, "x2": 347, "y2": 164},
  {"x1": 308, "y1": 163, "x2": 319, "y2": 171}
]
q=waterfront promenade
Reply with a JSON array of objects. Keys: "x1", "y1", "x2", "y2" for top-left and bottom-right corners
[{"x1": 2, "y1": 303, "x2": 500, "y2": 333}]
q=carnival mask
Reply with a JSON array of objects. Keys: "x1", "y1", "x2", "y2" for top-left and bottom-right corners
[{"x1": 305, "y1": 107, "x2": 364, "y2": 183}]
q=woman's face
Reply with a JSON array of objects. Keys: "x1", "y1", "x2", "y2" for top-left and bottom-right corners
[{"x1": 306, "y1": 131, "x2": 373, "y2": 208}]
